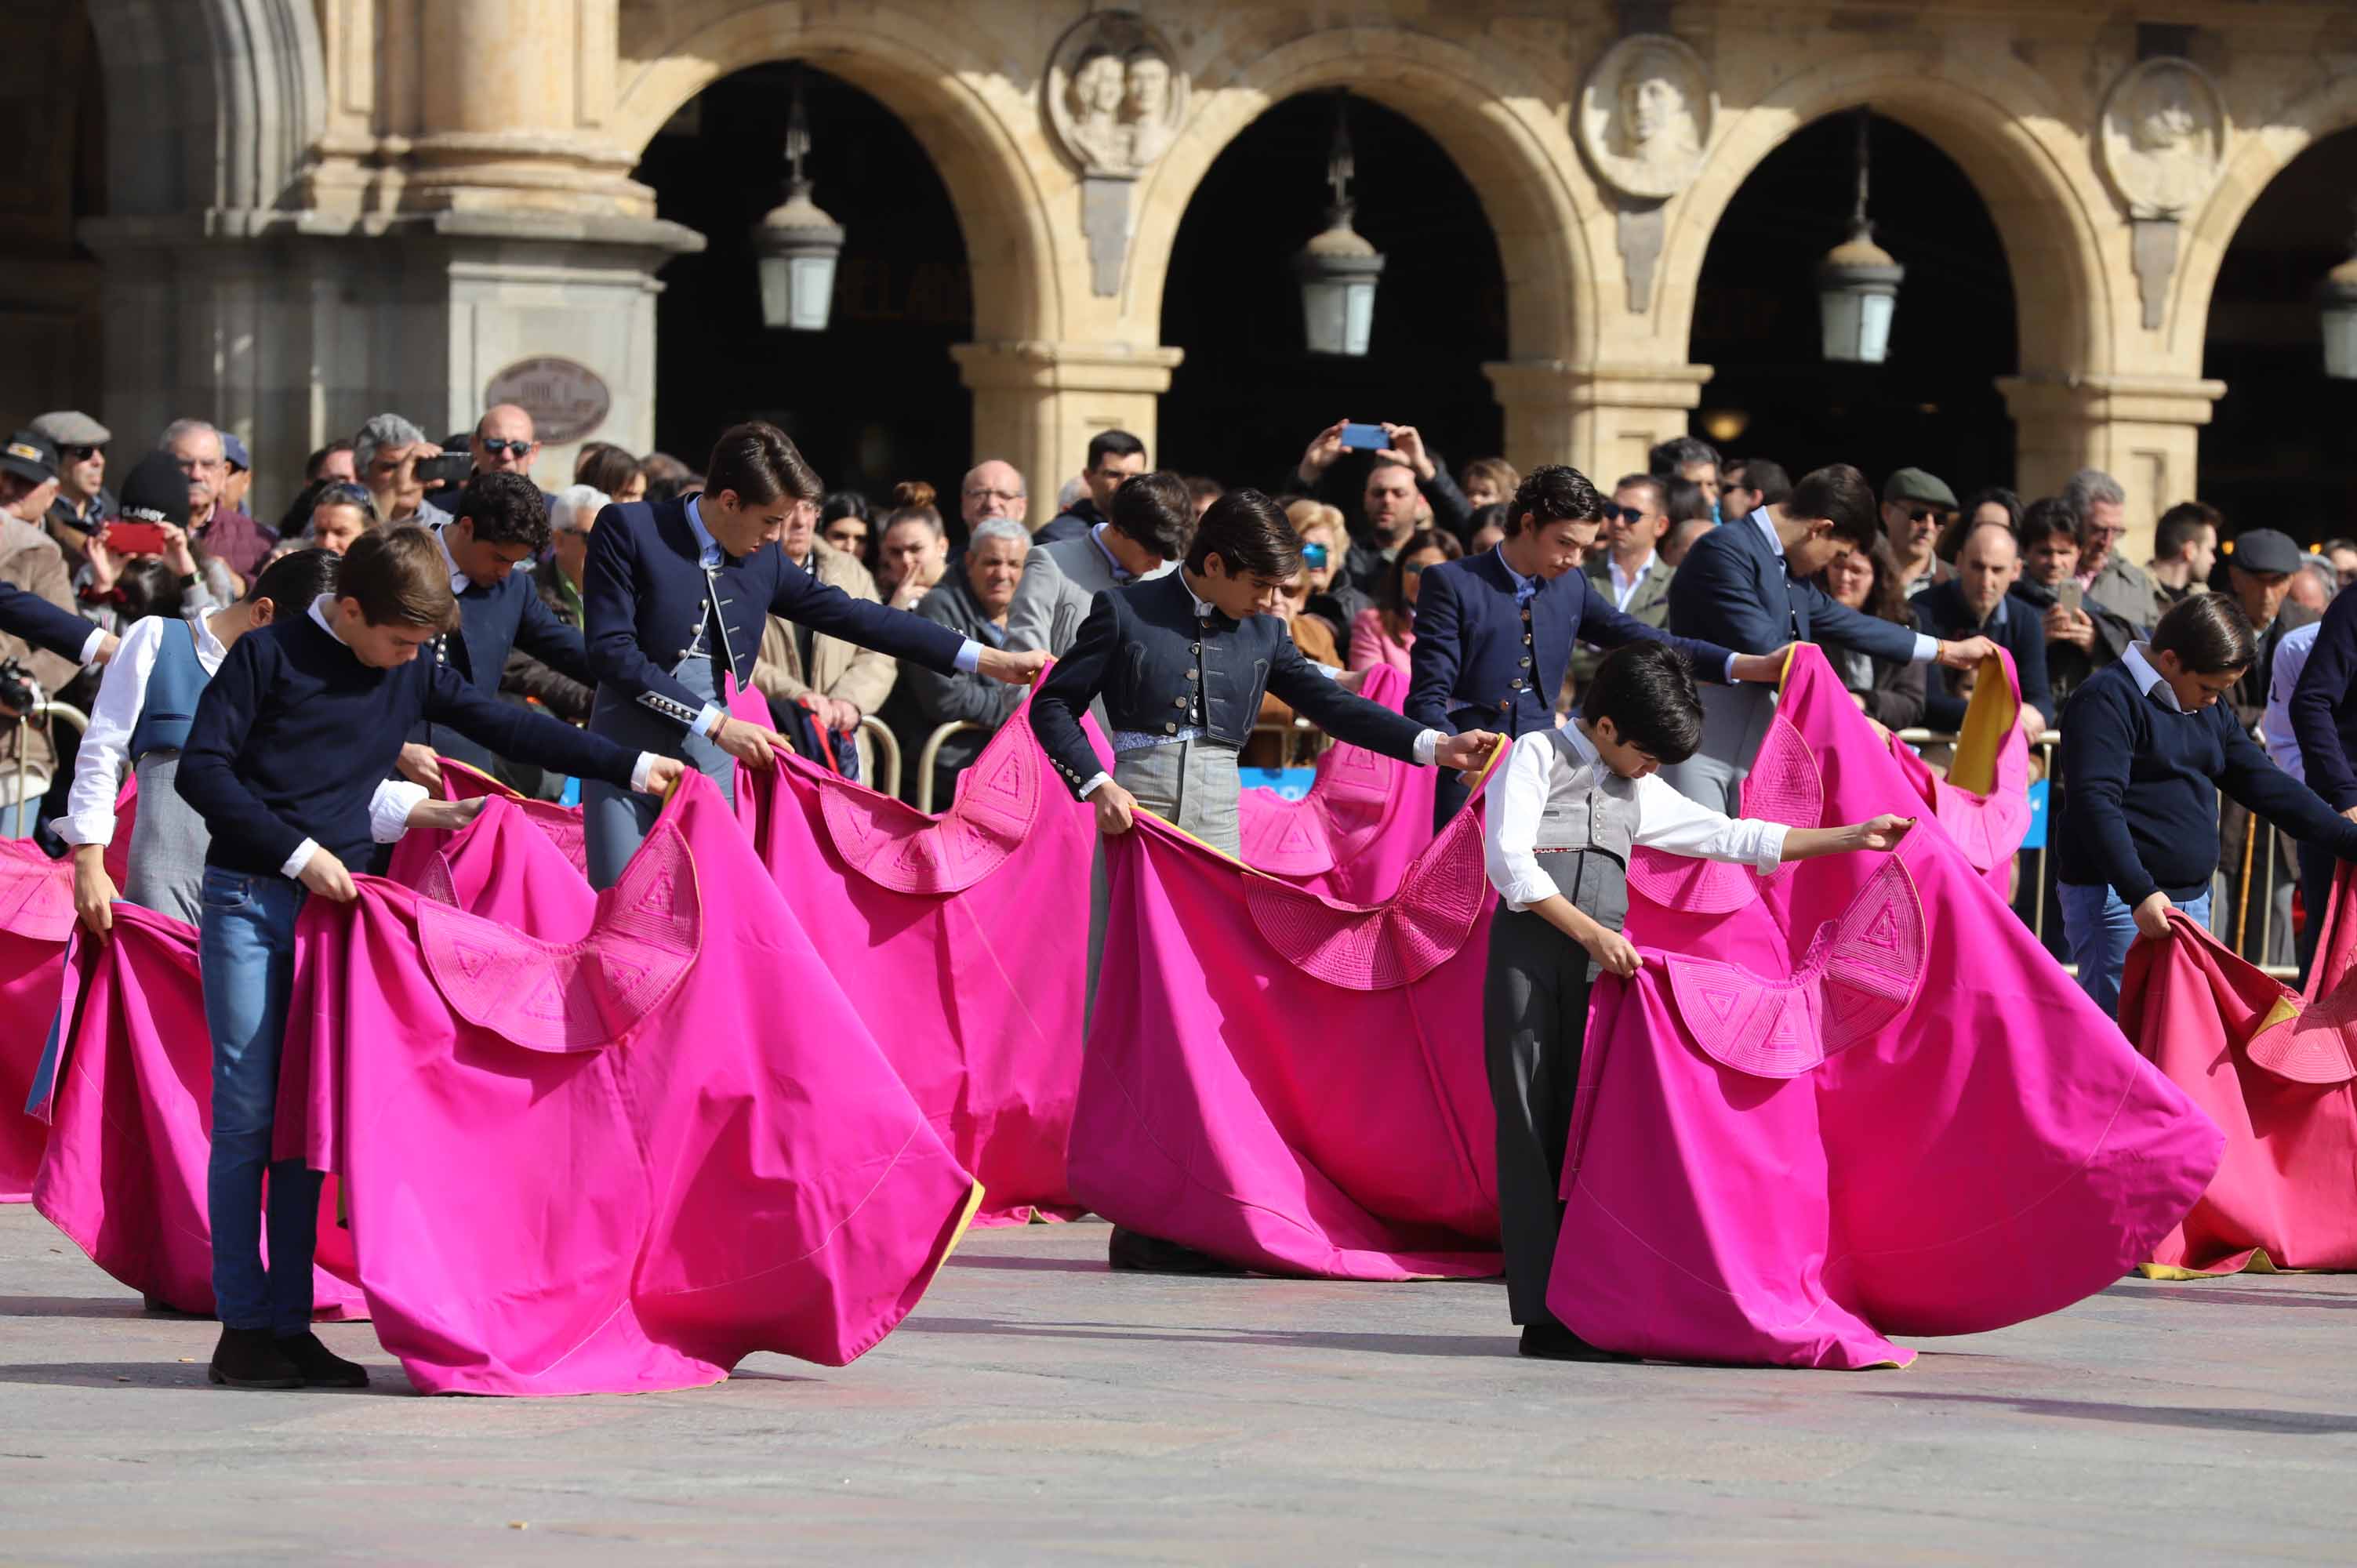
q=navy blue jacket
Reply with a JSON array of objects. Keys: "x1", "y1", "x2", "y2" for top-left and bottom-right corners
[
  {"x1": 180, "y1": 608, "x2": 638, "y2": 877},
  {"x1": 2291, "y1": 586, "x2": 2357, "y2": 811},
  {"x1": 1667, "y1": 513, "x2": 1920, "y2": 664},
  {"x1": 1910, "y1": 578, "x2": 2053, "y2": 730},
  {"x1": 2058, "y1": 655, "x2": 2357, "y2": 905},
  {"x1": 1033, "y1": 497, "x2": 1104, "y2": 548},
  {"x1": 583, "y1": 495, "x2": 964, "y2": 732},
  {"x1": 409, "y1": 541, "x2": 592, "y2": 764},
  {"x1": 1033, "y1": 570, "x2": 1424, "y2": 800},
  {"x1": 1407, "y1": 548, "x2": 1734, "y2": 739},
  {"x1": 0, "y1": 579, "x2": 96, "y2": 664}
]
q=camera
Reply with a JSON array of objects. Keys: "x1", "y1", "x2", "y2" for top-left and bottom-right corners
[{"x1": 0, "y1": 656, "x2": 42, "y2": 720}]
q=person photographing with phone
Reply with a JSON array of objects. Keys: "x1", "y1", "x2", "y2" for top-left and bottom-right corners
[
  {"x1": 1293, "y1": 417, "x2": 1476, "y2": 592},
  {"x1": 2008, "y1": 495, "x2": 2136, "y2": 713},
  {"x1": 354, "y1": 412, "x2": 462, "y2": 527}
]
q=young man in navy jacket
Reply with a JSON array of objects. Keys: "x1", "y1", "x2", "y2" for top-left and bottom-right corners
[
  {"x1": 1407, "y1": 464, "x2": 1792, "y2": 830},
  {"x1": 2057, "y1": 593, "x2": 2357, "y2": 1015},
  {"x1": 397, "y1": 470, "x2": 597, "y2": 785},
  {"x1": 579, "y1": 422, "x2": 1046, "y2": 887},
  {"x1": 178, "y1": 526, "x2": 684, "y2": 1391},
  {"x1": 1663, "y1": 463, "x2": 1999, "y2": 814}
]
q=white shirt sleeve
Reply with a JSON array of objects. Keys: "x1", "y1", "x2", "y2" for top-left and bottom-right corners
[
  {"x1": 1482, "y1": 730, "x2": 1564, "y2": 911},
  {"x1": 1909, "y1": 632, "x2": 1939, "y2": 663},
  {"x1": 77, "y1": 624, "x2": 108, "y2": 666},
  {"x1": 1629, "y1": 773, "x2": 1789, "y2": 877},
  {"x1": 368, "y1": 782, "x2": 429, "y2": 843},
  {"x1": 56, "y1": 617, "x2": 162, "y2": 848},
  {"x1": 1077, "y1": 771, "x2": 1112, "y2": 800},
  {"x1": 280, "y1": 838, "x2": 320, "y2": 879},
  {"x1": 1412, "y1": 729, "x2": 1439, "y2": 766}
]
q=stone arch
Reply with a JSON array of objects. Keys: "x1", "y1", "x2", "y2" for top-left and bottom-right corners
[
  {"x1": 1657, "y1": 50, "x2": 2118, "y2": 382},
  {"x1": 2174, "y1": 71, "x2": 2357, "y2": 374},
  {"x1": 83, "y1": 0, "x2": 323, "y2": 216},
  {"x1": 1128, "y1": 27, "x2": 1603, "y2": 368},
  {"x1": 612, "y1": 2, "x2": 1062, "y2": 345}
]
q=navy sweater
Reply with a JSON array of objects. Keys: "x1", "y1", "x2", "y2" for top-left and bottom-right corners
[
  {"x1": 2056, "y1": 655, "x2": 2357, "y2": 906},
  {"x1": 2290, "y1": 586, "x2": 2357, "y2": 811},
  {"x1": 180, "y1": 608, "x2": 641, "y2": 876},
  {"x1": 1909, "y1": 578, "x2": 2052, "y2": 731}
]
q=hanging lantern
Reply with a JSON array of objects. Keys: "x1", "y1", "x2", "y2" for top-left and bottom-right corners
[
  {"x1": 1818, "y1": 110, "x2": 1905, "y2": 365},
  {"x1": 2323, "y1": 209, "x2": 2357, "y2": 381},
  {"x1": 1294, "y1": 92, "x2": 1386, "y2": 358},
  {"x1": 750, "y1": 67, "x2": 845, "y2": 332}
]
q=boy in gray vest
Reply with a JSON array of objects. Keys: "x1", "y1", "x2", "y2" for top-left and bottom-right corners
[{"x1": 1482, "y1": 640, "x2": 1911, "y2": 1360}]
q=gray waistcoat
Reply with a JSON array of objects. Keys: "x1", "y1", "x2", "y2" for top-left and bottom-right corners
[{"x1": 1532, "y1": 731, "x2": 1640, "y2": 884}]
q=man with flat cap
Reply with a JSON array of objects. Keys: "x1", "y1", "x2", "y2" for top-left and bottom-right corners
[
  {"x1": 2214, "y1": 524, "x2": 2316, "y2": 964},
  {"x1": 1880, "y1": 466, "x2": 1956, "y2": 598},
  {"x1": 31, "y1": 411, "x2": 112, "y2": 564}
]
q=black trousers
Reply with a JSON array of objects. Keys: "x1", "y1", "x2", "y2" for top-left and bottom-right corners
[{"x1": 1482, "y1": 849, "x2": 1627, "y2": 1327}]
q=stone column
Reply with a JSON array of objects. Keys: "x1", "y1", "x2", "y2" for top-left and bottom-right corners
[
  {"x1": 951, "y1": 341, "x2": 1186, "y2": 528},
  {"x1": 1483, "y1": 360, "x2": 1713, "y2": 488},
  {"x1": 1996, "y1": 373, "x2": 2228, "y2": 555}
]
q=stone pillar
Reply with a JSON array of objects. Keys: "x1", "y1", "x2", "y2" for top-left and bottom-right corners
[
  {"x1": 1483, "y1": 360, "x2": 1713, "y2": 488},
  {"x1": 950, "y1": 341, "x2": 1186, "y2": 528},
  {"x1": 1997, "y1": 374, "x2": 2228, "y2": 556}
]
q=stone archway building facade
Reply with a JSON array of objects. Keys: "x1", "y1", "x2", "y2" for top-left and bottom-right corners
[{"x1": 13, "y1": 0, "x2": 2356, "y2": 550}]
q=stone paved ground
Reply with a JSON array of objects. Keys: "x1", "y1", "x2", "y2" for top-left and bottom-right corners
[{"x1": 3, "y1": 1206, "x2": 2353, "y2": 1563}]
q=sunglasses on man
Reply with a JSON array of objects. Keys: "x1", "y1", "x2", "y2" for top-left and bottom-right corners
[
  {"x1": 478, "y1": 437, "x2": 535, "y2": 458},
  {"x1": 61, "y1": 445, "x2": 104, "y2": 463},
  {"x1": 1901, "y1": 506, "x2": 1941, "y2": 524},
  {"x1": 1607, "y1": 505, "x2": 1654, "y2": 525}
]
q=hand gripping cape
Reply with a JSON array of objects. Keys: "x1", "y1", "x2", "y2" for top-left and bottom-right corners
[
  {"x1": 2120, "y1": 865, "x2": 2357, "y2": 1276},
  {"x1": 1, "y1": 793, "x2": 134, "y2": 1201},
  {"x1": 1558, "y1": 644, "x2": 2220, "y2": 1367},
  {"x1": 1236, "y1": 663, "x2": 1438, "y2": 902},
  {"x1": 29, "y1": 902, "x2": 366, "y2": 1318},
  {"x1": 1067, "y1": 775, "x2": 1503, "y2": 1279},
  {"x1": 732, "y1": 689, "x2": 1099, "y2": 1226},
  {"x1": 278, "y1": 772, "x2": 983, "y2": 1395}
]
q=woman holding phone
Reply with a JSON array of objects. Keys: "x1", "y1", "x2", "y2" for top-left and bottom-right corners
[
  {"x1": 1351, "y1": 528, "x2": 1462, "y2": 676},
  {"x1": 1284, "y1": 499, "x2": 1369, "y2": 662}
]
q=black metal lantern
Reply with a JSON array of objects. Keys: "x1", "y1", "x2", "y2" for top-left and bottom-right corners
[
  {"x1": 2323, "y1": 205, "x2": 2357, "y2": 381},
  {"x1": 1818, "y1": 110, "x2": 1904, "y2": 364},
  {"x1": 1293, "y1": 92, "x2": 1385, "y2": 357},
  {"x1": 750, "y1": 67, "x2": 845, "y2": 332}
]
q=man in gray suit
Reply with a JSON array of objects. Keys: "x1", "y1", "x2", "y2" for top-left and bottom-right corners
[
  {"x1": 1569, "y1": 473, "x2": 1677, "y2": 695},
  {"x1": 1005, "y1": 469, "x2": 1194, "y2": 657}
]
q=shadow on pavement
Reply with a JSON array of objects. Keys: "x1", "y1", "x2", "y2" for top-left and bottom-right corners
[
  {"x1": 0, "y1": 1295, "x2": 147, "y2": 1319},
  {"x1": 901, "y1": 1316, "x2": 1512, "y2": 1359},
  {"x1": 0, "y1": 1360, "x2": 403, "y2": 1396},
  {"x1": 944, "y1": 1253, "x2": 1109, "y2": 1273},
  {"x1": 1874, "y1": 1390, "x2": 2357, "y2": 1435}
]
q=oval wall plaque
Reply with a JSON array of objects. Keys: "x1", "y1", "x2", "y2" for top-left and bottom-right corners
[{"x1": 483, "y1": 357, "x2": 612, "y2": 445}]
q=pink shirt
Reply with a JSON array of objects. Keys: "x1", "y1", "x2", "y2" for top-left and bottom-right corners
[{"x1": 1349, "y1": 606, "x2": 1413, "y2": 675}]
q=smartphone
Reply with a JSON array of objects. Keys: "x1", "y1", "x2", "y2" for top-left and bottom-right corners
[
  {"x1": 1301, "y1": 542, "x2": 1330, "y2": 570},
  {"x1": 2056, "y1": 581, "x2": 2083, "y2": 615},
  {"x1": 105, "y1": 521, "x2": 169, "y2": 556},
  {"x1": 1338, "y1": 422, "x2": 1389, "y2": 452},
  {"x1": 416, "y1": 452, "x2": 473, "y2": 487}
]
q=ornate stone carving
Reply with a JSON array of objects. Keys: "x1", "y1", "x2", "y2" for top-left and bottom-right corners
[
  {"x1": 1578, "y1": 34, "x2": 1714, "y2": 201},
  {"x1": 1043, "y1": 12, "x2": 1187, "y2": 177},
  {"x1": 2099, "y1": 57, "x2": 2225, "y2": 220}
]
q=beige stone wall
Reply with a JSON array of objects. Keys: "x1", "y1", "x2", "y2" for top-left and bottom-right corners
[{"x1": 27, "y1": 1, "x2": 2357, "y2": 545}]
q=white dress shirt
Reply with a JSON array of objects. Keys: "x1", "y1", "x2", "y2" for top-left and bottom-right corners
[
  {"x1": 2264, "y1": 621, "x2": 2321, "y2": 782},
  {"x1": 1481, "y1": 720, "x2": 1789, "y2": 911},
  {"x1": 60, "y1": 611, "x2": 430, "y2": 858},
  {"x1": 1607, "y1": 550, "x2": 1656, "y2": 612},
  {"x1": 2119, "y1": 641, "x2": 2184, "y2": 713}
]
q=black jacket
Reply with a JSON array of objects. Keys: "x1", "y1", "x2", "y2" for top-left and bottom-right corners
[{"x1": 1032, "y1": 569, "x2": 1424, "y2": 800}]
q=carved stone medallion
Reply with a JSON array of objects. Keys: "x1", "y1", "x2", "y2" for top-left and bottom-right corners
[
  {"x1": 2099, "y1": 57, "x2": 2225, "y2": 220},
  {"x1": 1043, "y1": 12, "x2": 1188, "y2": 177},
  {"x1": 1578, "y1": 34, "x2": 1714, "y2": 201}
]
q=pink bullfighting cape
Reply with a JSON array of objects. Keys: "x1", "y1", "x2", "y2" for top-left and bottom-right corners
[
  {"x1": 278, "y1": 773, "x2": 982, "y2": 1396},
  {"x1": 1237, "y1": 663, "x2": 1437, "y2": 902},
  {"x1": 733, "y1": 690, "x2": 1099, "y2": 1227},
  {"x1": 31, "y1": 902, "x2": 365, "y2": 1319},
  {"x1": 1068, "y1": 775, "x2": 1503, "y2": 1280},
  {"x1": 1561, "y1": 644, "x2": 2220, "y2": 1368},
  {"x1": 2121, "y1": 865, "x2": 2357, "y2": 1276},
  {"x1": 2, "y1": 792, "x2": 134, "y2": 1202}
]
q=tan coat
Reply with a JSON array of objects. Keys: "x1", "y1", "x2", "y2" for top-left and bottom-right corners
[
  {"x1": 752, "y1": 539, "x2": 901, "y2": 775},
  {"x1": 0, "y1": 514, "x2": 82, "y2": 797}
]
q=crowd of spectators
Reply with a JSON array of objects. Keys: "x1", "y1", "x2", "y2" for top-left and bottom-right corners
[{"x1": 2, "y1": 403, "x2": 2348, "y2": 970}]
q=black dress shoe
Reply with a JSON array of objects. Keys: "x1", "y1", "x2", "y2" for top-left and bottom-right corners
[
  {"x1": 208, "y1": 1327, "x2": 303, "y2": 1389},
  {"x1": 275, "y1": 1330, "x2": 369, "y2": 1389},
  {"x1": 1107, "y1": 1225, "x2": 1244, "y2": 1275},
  {"x1": 1518, "y1": 1323, "x2": 1638, "y2": 1363}
]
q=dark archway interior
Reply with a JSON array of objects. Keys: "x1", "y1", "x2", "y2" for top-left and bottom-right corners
[
  {"x1": 637, "y1": 63, "x2": 973, "y2": 508},
  {"x1": 2202, "y1": 127, "x2": 2357, "y2": 543},
  {"x1": 1157, "y1": 93, "x2": 1507, "y2": 492},
  {"x1": 1688, "y1": 112, "x2": 2017, "y2": 499}
]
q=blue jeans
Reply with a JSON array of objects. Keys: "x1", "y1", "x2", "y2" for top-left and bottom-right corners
[
  {"x1": 200, "y1": 866, "x2": 319, "y2": 1334},
  {"x1": 2059, "y1": 881, "x2": 2212, "y2": 1019},
  {"x1": 0, "y1": 795, "x2": 37, "y2": 839}
]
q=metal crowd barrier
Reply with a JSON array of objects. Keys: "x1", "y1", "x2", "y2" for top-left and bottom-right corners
[
  {"x1": 914, "y1": 721, "x2": 985, "y2": 815},
  {"x1": 856, "y1": 716, "x2": 901, "y2": 803},
  {"x1": 8, "y1": 699, "x2": 89, "y2": 834}
]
